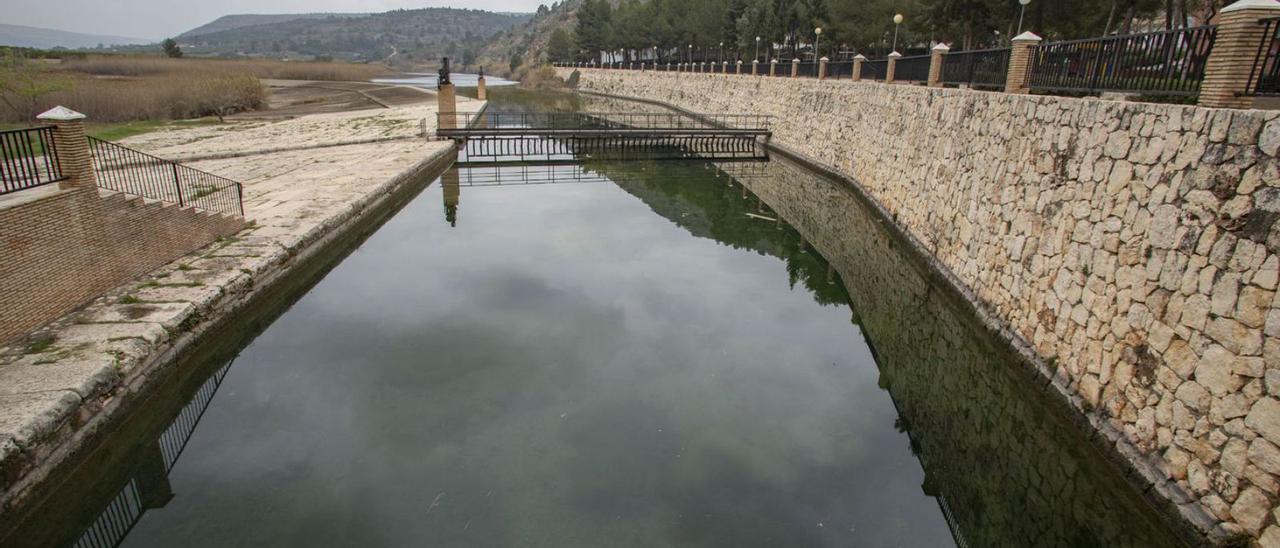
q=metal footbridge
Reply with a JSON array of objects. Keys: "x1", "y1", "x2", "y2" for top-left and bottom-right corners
[{"x1": 436, "y1": 112, "x2": 773, "y2": 164}]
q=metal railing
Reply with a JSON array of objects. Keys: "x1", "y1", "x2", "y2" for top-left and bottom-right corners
[
  {"x1": 1027, "y1": 25, "x2": 1217, "y2": 97},
  {"x1": 88, "y1": 137, "x2": 244, "y2": 217},
  {"x1": 1247, "y1": 17, "x2": 1280, "y2": 97},
  {"x1": 0, "y1": 126, "x2": 65, "y2": 195},
  {"x1": 440, "y1": 111, "x2": 773, "y2": 132},
  {"x1": 943, "y1": 48, "x2": 1012, "y2": 89},
  {"x1": 894, "y1": 54, "x2": 933, "y2": 83},
  {"x1": 863, "y1": 59, "x2": 889, "y2": 81}
]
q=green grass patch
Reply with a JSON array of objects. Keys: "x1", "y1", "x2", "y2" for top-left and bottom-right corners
[{"x1": 119, "y1": 295, "x2": 141, "y2": 305}]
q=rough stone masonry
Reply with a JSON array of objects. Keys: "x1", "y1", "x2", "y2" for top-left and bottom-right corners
[{"x1": 562, "y1": 68, "x2": 1280, "y2": 543}]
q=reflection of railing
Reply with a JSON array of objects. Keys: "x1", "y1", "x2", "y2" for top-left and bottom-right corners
[
  {"x1": 894, "y1": 54, "x2": 933, "y2": 83},
  {"x1": 1247, "y1": 17, "x2": 1280, "y2": 97},
  {"x1": 0, "y1": 126, "x2": 65, "y2": 195},
  {"x1": 88, "y1": 137, "x2": 245, "y2": 217},
  {"x1": 73, "y1": 479, "x2": 143, "y2": 548},
  {"x1": 1027, "y1": 25, "x2": 1216, "y2": 96},
  {"x1": 943, "y1": 48, "x2": 1012, "y2": 89}
]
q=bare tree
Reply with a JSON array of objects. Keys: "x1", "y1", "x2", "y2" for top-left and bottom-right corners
[{"x1": 0, "y1": 50, "x2": 71, "y2": 121}]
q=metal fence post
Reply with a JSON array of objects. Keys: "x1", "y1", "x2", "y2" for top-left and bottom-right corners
[
  {"x1": 886, "y1": 52, "x2": 902, "y2": 83},
  {"x1": 1005, "y1": 31, "x2": 1043, "y2": 94},
  {"x1": 172, "y1": 163, "x2": 184, "y2": 207},
  {"x1": 928, "y1": 44, "x2": 950, "y2": 87},
  {"x1": 853, "y1": 55, "x2": 866, "y2": 81},
  {"x1": 1200, "y1": 0, "x2": 1280, "y2": 108}
]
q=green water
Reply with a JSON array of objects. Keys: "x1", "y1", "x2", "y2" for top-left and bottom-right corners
[{"x1": 4, "y1": 88, "x2": 1182, "y2": 547}]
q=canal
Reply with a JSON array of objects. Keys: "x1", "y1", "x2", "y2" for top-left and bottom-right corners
[{"x1": 5, "y1": 88, "x2": 1181, "y2": 547}]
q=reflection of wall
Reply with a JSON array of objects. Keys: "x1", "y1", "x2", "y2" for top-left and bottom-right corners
[
  {"x1": 736, "y1": 157, "x2": 1182, "y2": 546},
  {"x1": 568, "y1": 69, "x2": 1280, "y2": 541}
]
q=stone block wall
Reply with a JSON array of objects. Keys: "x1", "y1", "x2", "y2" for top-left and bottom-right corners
[
  {"x1": 0, "y1": 186, "x2": 245, "y2": 343},
  {"x1": 565, "y1": 68, "x2": 1280, "y2": 541}
]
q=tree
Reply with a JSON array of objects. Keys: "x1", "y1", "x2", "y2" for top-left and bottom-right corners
[
  {"x1": 510, "y1": 52, "x2": 524, "y2": 72},
  {"x1": 0, "y1": 49, "x2": 71, "y2": 121},
  {"x1": 162, "y1": 38, "x2": 183, "y2": 58},
  {"x1": 548, "y1": 28, "x2": 574, "y2": 61}
]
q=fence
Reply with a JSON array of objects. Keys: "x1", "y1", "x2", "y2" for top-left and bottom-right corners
[
  {"x1": 1027, "y1": 25, "x2": 1217, "y2": 96},
  {"x1": 1248, "y1": 17, "x2": 1280, "y2": 96},
  {"x1": 89, "y1": 137, "x2": 244, "y2": 217},
  {"x1": 0, "y1": 126, "x2": 65, "y2": 195},
  {"x1": 863, "y1": 59, "x2": 889, "y2": 81},
  {"x1": 894, "y1": 54, "x2": 933, "y2": 83},
  {"x1": 440, "y1": 111, "x2": 773, "y2": 131},
  {"x1": 943, "y1": 48, "x2": 1012, "y2": 89}
]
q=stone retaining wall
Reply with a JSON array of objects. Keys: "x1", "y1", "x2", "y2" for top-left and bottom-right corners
[{"x1": 565, "y1": 68, "x2": 1280, "y2": 542}]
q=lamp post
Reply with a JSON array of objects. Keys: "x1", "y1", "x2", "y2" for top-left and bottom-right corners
[
  {"x1": 1017, "y1": 0, "x2": 1031, "y2": 35},
  {"x1": 719, "y1": 41, "x2": 724, "y2": 64},
  {"x1": 892, "y1": 14, "x2": 904, "y2": 53},
  {"x1": 688, "y1": 44, "x2": 693, "y2": 64},
  {"x1": 755, "y1": 36, "x2": 762, "y2": 63},
  {"x1": 814, "y1": 27, "x2": 822, "y2": 63}
]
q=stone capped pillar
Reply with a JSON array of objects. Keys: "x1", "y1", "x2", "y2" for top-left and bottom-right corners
[
  {"x1": 752, "y1": 59, "x2": 759, "y2": 76},
  {"x1": 886, "y1": 52, "x2": 902, "y2": 83},
  {"x1": 818, "y1": 57, "x2": 829, "y2": 80},
  {"x1": 853, "y1": 54, "x2": 866, "y2": 81},
  {"x1": 722, "y1": 61, "x2": 728, "y2": 74},
  {"x1": 928, "y1": 43, "x2": 950, "y2": 88},
  {"x1": 1005, "y1": 31, "x2": 1043, "y2": 94},
  {"x1": 791, "y1": 58, "x2": 801, "y2": 78},
  {"x1": 770, "y1": 59, "x2": 778, "y2": 77},
  {"x1": 1200, "y1": 0, "x2": 1280, "y2": 108},
  {"x1": 438, "y1": 83, "x2": 457, "y2": 130},
  {"x1": 477, "y1": 75, "x2": 487, "y2": 101},
  {"x1": 36, "y1": 106, "x2": 95, "y2": 192},
  {"x1": 736, "y1": 60, "x2": 743, "y2": 74}
]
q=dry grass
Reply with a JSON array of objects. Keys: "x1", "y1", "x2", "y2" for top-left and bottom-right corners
[
  {"x1": 61, "y1": 56, "x2": 392, "y2": 82},
  {"x1": 4, "y1": 73, "x2": 267, "y2": 123},
  {"x1": 2, "y1": 55, "x2": 390, "y2": 123},
  {"x1": 518, "y1": 65, "x2": 567, "y2": 89}
]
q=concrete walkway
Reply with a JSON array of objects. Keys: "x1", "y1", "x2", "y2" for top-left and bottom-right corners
[{"x1": 0, "y1": 92, "x2": 482, "y2": 510}]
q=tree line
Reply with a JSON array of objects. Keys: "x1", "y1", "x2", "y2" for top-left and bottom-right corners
[{"x1": 549, "y1": 0, "x2": 1233, "y2": 62}]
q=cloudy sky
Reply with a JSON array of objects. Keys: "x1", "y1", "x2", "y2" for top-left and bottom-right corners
[{"x1": 7, "y1": 0, "x2": 545, "y2": 40}]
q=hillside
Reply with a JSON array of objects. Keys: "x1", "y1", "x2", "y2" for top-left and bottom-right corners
[
  {"x1": 0, "y1": 23, "x2": 149, "y2": 49},
  {"x1": 176, "y1": 8, "x2": 532, "y2": 66},
  {"x1": 477, "y1": 1, "x2": 584, "y2": 75},
  {"x1": 178, "y1": 14, "x2": 367, "y2": 39}
]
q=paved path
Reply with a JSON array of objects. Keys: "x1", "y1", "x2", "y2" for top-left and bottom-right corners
[{"x1": 0, "y1": 92, "x2": 482, "y2": 509}]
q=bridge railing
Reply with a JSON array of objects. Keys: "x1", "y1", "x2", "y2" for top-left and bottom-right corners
[
  {"x1": 89, "y1": 137, "x2": 245, "y2": 217},
  {"x1": 439, "y1": 111, "x2": 773, "y2": 132},
  {"x1": 0, "y1": 126, "x2": 66, "y2": 195}
]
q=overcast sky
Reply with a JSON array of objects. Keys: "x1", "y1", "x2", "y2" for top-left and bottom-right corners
[{"x1": 7, "y1": 0, "x2": 544, "y2": 40}]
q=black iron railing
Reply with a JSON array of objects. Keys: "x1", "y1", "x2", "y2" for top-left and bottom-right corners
[
  {"x1": 1027, "y1": 25, "x2": 1217, "y2": 97},
  {"x1": 88, "y1": 137, "x2": 244, "y2": 217},
  {"x1": 0, "y1": 126, "x2": 65, "y2": 195},
  {"x1": 863, "y1": 59, "x2": 889, "y2": 81},
  {"x1": 440, "y1": 111, "x2": 773, "y2": 132},
  {"x1": 943, "y1": 48, "x2": 1012, "y2": 89},
  {"x1": 894, "y1": 54, "x2": 933, "y2": 83},
  {"x1": 1247, "y1": 17, "x2": 1280, "y2": 97}
]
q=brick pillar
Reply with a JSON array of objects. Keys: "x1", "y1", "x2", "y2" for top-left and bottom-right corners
[
  {"x1": 476, "y1": 76, "x2": 487, "y2": 101},
  {"x1": 818, "y1": 57, "x2": 829, "y2": 80},
  {"x1": 437, "y1": 83, "x2": 457, "y2": 130},
  {"x1": 791, "y1": 58, "x2": 800, "y2": 78},
  {"x1": 886, "y1": 52, "x2": 902, "y2": 83},
  {"x1": 928, "y1": 43, "x2": 950, "y2": 88},
  {"x1": 1006, "y1": 31, "x2": 1043, "y2": 94},
  {"x1": 853, "y1": 55, "x2": 866, "y2": 81},
  {"x1": 722, "y1": 61, "x2": 728, "y2": 74},
  {"x1": 1200, "y1": 0, "x2": 1280, "y2": 108},
  {"x1": 736, "y1": 60, "x2": 743, "y2": 74},
  {"x1": 36, "y1": 106, "x2": 94, "y2": 192},
  {"x1": 770, "y1": 59, "x2": 778, "y2": 76},
  {"x1": 752, "y1": 60, "x2": 759, "y2": 75}
]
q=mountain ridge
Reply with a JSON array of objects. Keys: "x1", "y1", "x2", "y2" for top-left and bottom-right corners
[{"x1": 0, "y1": 23, "x2": 150, "y2": 49}]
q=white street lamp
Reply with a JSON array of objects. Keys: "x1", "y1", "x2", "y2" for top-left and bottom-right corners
[
  {"x1": 814, "y1": 27, "x2": 822, "y2": 63},
  {"x1": 892, "y1": 14, "x2": 904, "y2": 53},
  {"x1": 755, "y1": 36, "x2": 762, "y2": 63},
  {"x1": 1017, "y1": 0, "x2": 1031, "y2": 35}
]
